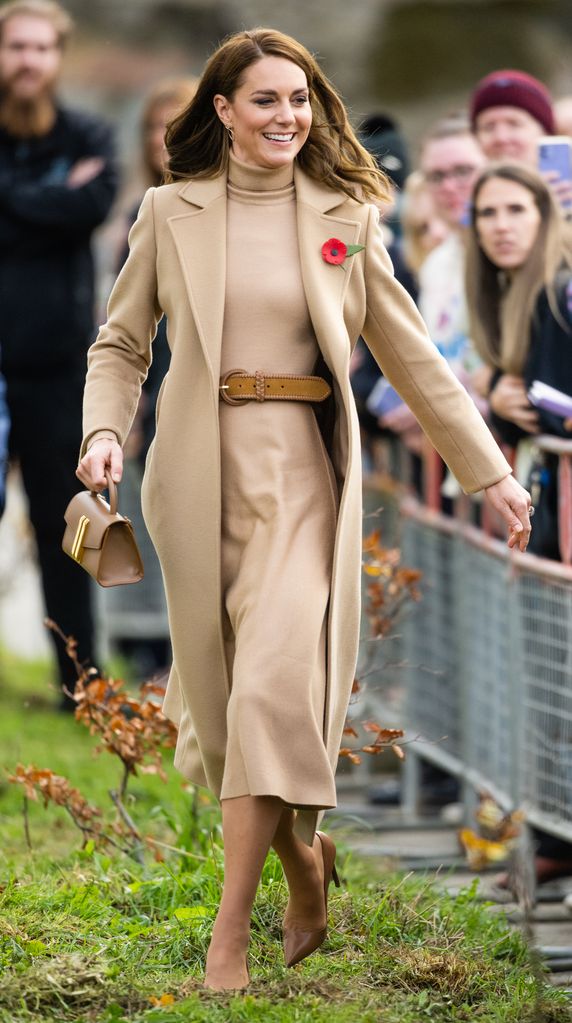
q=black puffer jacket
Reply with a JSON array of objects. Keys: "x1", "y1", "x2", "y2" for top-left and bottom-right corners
[{"x1": 0, "y1": 106, "x2": 118, "y2": 378}]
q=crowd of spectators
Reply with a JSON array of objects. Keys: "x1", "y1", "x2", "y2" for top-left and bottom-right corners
[
  {"x1": 355, "y1": 69, "x2": 572, "y2": 887},
  {"x1": 354, "y1": 68, "x2": 572, "y2": 563}
]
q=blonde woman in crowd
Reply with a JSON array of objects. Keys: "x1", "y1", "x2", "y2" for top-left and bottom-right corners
[
  {"x1": 401, "y1": 170, "x2": 449, "y2": 277},
  {"x1": 140, "y1": 78, "x2": 199, "y2": 189}
]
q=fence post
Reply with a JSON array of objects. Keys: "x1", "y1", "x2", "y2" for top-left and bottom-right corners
[
  {"x1": 558, "y1": 452, "x2": 572, "y2": 566},
  {"x1": 423, "y1": 441, "x2": 443, "y2": 512},
  {"x1": 455, "y1": 531, "x2": 478, "y2": 828},
  {"x1": 508, "y1": 560, "x2": 527, "y2": 841},
  {"x1": 401, "y1": 747, "x2": 421, "y2": 820}
]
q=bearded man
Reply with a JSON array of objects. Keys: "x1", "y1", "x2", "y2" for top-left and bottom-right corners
[{"x1": 0, "y1": 0, "x2": 118, "y2": 705}]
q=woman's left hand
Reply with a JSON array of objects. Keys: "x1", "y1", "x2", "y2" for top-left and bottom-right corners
[{"x1": 484, "y1": 474, "x2": 533, "y2": 552}]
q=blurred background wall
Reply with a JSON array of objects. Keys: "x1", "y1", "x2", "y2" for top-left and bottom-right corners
[{"x1": 58, "y1": 0, "x2": 572, "y2": 166}]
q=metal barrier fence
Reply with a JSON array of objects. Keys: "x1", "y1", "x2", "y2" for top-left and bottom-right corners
[{"x1": 360, "y1": 434, "x2": 572, "y2": 847}]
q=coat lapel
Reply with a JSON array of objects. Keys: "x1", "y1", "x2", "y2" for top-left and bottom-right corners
[
  {"x1": 167, "y1": 165, "x2": 364, "y2": 388},
  {"x1": 168, "y1": 173, "x2": 227, "y2": 388},
  {"x1": 294, "y1": 166, "x2": 363, "y2": 374}
]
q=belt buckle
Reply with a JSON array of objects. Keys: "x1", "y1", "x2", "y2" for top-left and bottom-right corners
[{"x1": 219, "y1": 368, "x2": 250, "y2": 406}]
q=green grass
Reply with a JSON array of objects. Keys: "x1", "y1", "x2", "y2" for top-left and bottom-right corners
[{"x1": 1, "y1": 651, "x2": 571, "y2": 1023}]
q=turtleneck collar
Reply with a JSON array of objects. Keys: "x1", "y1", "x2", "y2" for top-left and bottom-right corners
[{"x1": 228, "y1": 150, "x2": 295, "y2": 192}]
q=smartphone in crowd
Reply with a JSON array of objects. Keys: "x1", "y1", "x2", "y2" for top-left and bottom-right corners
[
  {"x1": 528, "y1": 380, "x2": 572, "y2": 419},
  {"x1": 537, "y1": 135, "x2": 572, "y2": 185}
]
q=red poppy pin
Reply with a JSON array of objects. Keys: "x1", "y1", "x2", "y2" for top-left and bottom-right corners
[{"x1": 321, "y1": 237, "x2": 365, "y2": 266}]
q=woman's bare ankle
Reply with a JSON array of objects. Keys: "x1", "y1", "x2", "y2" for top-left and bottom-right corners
[
  {"x1": 209, "y1": 909, "x2": 250, "y2": 946},
  {"x1": 205, "y1": 914, "x2": 251, "y2": 989},
  {"x1": 204, "y1": 944, "x2": 250, "y2": 992}
]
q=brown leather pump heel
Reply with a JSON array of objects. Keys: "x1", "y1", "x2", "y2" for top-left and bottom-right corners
[{"x1": 283, "y1": 830, "x2": 341, "y2": 968}]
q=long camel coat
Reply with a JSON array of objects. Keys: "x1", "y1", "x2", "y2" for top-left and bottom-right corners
[{"x1": 81, "y1": 163, "x2": 511, "y2": 844}]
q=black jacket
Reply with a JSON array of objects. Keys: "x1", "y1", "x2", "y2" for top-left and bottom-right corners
[
  {"x1": 0, "y1": 106, "x2": 118, "y2": 378},
  {"x1": 490, "y1": 270, "x2": 572, "y2": 447}
]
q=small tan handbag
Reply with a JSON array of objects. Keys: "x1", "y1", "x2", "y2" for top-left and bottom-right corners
[{"x1": 62, "y1": 471, "x2": 144, "y2": 587}]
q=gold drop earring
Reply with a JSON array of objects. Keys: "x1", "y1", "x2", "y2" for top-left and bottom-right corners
[{"x1": 225, "y1": 123, "x2": 235, "y2": 144}]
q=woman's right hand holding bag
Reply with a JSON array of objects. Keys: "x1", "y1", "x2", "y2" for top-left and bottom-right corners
[
  {"x1": 76, "y1": 436, "x2": 124, "y2": 492},
  {"x1": 67, "y1": 436, "x2": 143, "y2": 587}
]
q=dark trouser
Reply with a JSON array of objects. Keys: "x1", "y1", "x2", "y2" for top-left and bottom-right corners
[
  {"x1": 6, "y1": 368, "x2": 94, "y2": 697},
  {"x1": 533, "y1": 829, "x2": 572, "y2": 860}
]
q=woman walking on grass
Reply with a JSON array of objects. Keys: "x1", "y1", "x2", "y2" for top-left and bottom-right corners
[{"x1": 76, "y1": 28, "x2": 532, "y2": 991}]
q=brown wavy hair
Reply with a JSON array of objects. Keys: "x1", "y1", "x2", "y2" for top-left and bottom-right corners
[
  {"x1": 466, "y1": 163, "x2": 572, "y2": 374},
  {"x1": 164, "y1": 27, "x2": 390, "y2": 204}
]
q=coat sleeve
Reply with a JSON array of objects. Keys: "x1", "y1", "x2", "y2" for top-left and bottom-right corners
[
  {"x1": 361, "y1": 205, "x2": 511, "y2": 493},
  {"x1": 80, "y1": 187, "x2": 162, "y2": 456}
]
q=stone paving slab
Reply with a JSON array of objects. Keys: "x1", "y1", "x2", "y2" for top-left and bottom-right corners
[
  {"x1": 342, "y1": 827, "x2": 462, "y2": 860},
  {"x1": 551, "y1": 973, "x2": 572, "y2": 989}
]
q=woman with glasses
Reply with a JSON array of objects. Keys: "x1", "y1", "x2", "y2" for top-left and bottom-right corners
[
  {"x1": 418, "y1": 119, "x2": 490, "y2": 400},
  {"x1": 381, "y1": 119, "x2": 487, "y2": 454}
]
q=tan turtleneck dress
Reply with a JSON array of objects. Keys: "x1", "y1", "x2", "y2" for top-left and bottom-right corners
[{"x1": 218, "y1": 153, "x2": 338, "y2": 810}]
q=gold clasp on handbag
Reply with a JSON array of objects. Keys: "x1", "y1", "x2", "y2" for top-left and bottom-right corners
[{"x1": 71, "y1": 515, "x2": 90, "y2": 563}]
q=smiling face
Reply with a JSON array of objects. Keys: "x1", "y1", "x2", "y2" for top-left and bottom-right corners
[
  {"x1": 474, "y1": 176, "x2": 542, "y2": 270},
  {"x1": 213, "y1": 55, "x2": 312, "y2": 169},
  {"x1": 0, "y1": 14, "x2": 61, "y2": 101}
]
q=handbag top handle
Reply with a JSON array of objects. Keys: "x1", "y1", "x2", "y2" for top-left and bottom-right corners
[{"x1": 97, "y1": 470, "x2": 118, "y2": 515}]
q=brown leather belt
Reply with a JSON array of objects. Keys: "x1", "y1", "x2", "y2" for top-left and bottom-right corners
[{"x1": 219, "y1": 368, "x2": 331, "y2": 406}]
